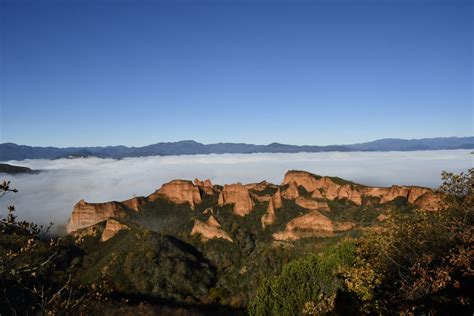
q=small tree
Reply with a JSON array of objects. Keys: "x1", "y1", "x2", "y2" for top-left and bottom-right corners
[
  {"x1": 0, "y1": 180, "x2": 85, "y2": 314},
  {"x1": 342, "y1": 169, "x2": 473, "y2": 314}
]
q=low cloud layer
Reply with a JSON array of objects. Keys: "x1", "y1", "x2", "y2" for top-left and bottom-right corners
[{"x1": 0, "y1": 150, "x2": 472, "y2": 230}]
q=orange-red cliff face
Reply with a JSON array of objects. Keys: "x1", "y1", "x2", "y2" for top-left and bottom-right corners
[
  {"x1": 67, "y1": 170, "x2": 445, "y2": 241},
  {"x1": 149, "y1": 179, "x2": 202, "y2": 209},
  {"x1": 194, "y1": 178, "x2": 214, "y2": 196},
  {"x1": 218, "y1": 183, "x2": 255, "y2": 216},
  {"x1": 101, "y1": 219, "x2": 130, "y2": 242},
  {"x1": 67, "y1": 199, "x2": 131, "y2": 233},
  {"x1": 282, "y1": 170, "x2": 443, "y2": 211},
  {"x1": 273, "y1": 210, "x2": 354, "y2": 241},
  {"x1": 191, "y1": 215, "x2": 233, "y2": 242}
]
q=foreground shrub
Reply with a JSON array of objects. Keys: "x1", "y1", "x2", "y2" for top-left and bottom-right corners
[
  {"x1": 343, "y1": 169, "x2": 473, "y2": 314},
  {"x1": 248, "y1": 240, "x2": 356, "y2": 316}
]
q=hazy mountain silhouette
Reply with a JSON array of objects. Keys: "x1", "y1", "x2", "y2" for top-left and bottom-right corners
[{"x1": 0, "y1": 137, "x2": 472, "y2": 161}]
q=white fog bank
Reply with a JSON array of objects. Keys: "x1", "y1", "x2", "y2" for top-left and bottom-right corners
[{"x1": 0, "y1": 150, "x2": 472, "y2": 229}]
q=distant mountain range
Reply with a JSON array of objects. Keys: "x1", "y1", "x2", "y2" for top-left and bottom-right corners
[{"x1": 0, "y1": 137, "x2": 472, "y2": 161}]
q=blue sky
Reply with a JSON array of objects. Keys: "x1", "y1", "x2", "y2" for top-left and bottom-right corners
[{"x1": 1, "y1": 0, "x2": 472, "y2": 147}]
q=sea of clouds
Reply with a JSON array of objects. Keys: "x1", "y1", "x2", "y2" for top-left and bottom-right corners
[{"x1": 0, "y1": 150, "x2": 472, "y2": 231}]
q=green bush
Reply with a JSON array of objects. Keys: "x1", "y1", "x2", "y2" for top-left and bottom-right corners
[{"x1": 248, "y1": 240, "x2": 356, "y2": 316}]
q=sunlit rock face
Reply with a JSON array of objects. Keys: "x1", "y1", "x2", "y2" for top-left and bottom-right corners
[
  {"x1": 191, "y1": 216, "x2": 233, "y2": 242},
  {"x1": 121, "y1": 197, "x2": 147, "y2": 211},
  {"x1": 414, "y1": 192, "x2": 445, "y2": 211},
  {"x1": 194, "y1": 178, "x2": 214, "y2": 195},
  {"x1": 149, "y1": 179, "x2": 202, "y2": 209},
  {"x1": 261, "y1": 199, "x2": 276, "y2": 229},
  {"x1": 272, "y1": 210, "x2": 354, "y2": 241},
  {"x1": 67, "y1": 170, "x2": 445, "y2": 240},
  {"x1": 281, "y1": 180, "x2": 299, "y2": 199},
  {"x1": 67, "y1": 199, "x2": 130, "y2": 233},
  {"x1": 101, "y1": 219, "x2": 130, "y2": 242},
  {"x1": 272, "y1": 189, "x2": 283, "y2": 209},
  {"x1": 218, "y1": 183, "x2": 255, "y2": 216},
  {"x1": 282, "y1": 170, "x2": 323, "y2": 193},
  {"x1": 282, "y1": 170, "x2": 442, "y2": 211}
]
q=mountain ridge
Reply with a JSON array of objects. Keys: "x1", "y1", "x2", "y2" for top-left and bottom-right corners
[{"x1": 1, "y1": 136, "x2": 473, "y2": 161}]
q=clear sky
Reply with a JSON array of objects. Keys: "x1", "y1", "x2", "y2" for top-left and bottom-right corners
[{"x1": 1, "y1": 0, "x2": 472, "y2": 147}]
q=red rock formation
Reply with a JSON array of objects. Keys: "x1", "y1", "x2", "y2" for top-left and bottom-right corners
[
  {"x1": 218, "y1": 183, "x2": 255, "y2": 216},
  {"x1": 191, "y1": 216, "x2": 233, "y2": 242},
  {"x1": 272, "y1": 189, "x2": 283, "y2": 209},
  {"x1": 67, "y1": 199, "x2": 130, "y2": 233},
  {"x1": 281, "y1": 180, "x2": 299, "y2": 199},
  {"x1": 149, "y1": 180, "x2": 202, "y2": 209},
  {"x1": 379, "y1": 185, "x2": 410, "y2": 203},
  {"x1": 282, "y1": 170, "x2": 322, "y2": 192},
  {"x1": 261, "y1": 199, "x2": 276, "y2": 228},
  {"x1": 121, "y1": 197, "x2": 147, "y2": 212},
  {"x1": 245, "y1": 181, "x2": 276, "y2": 192},
  {"x1": 311, "y1": 189, "x2": 324, "y2": 199},
  {"x1": 407, "y1": 186, "x2": 431, "y2": 204},
  {"x1": 273, "y1": 210, "x2": 354, "y2": 241},
  {"x1": 321, "y1": 178, "x2": 341, "y2": 200},
  {"x1": 295, "y1": 197, "x2": 330, "y2": 211},
  {"x1": 101, "y1": 219, "x2": 130, "y2": 241},
  {"x1": 194, "y1": 178, "x2": 214, "y2": 195},
  {"x1": 250, "y1": 193, "x2": 272, "y2": 203},
  {"x1": 282, "y1": 170, "x2": 442, "y2": 211},
  {"x1": 295, "y1": 197, "x2": 320, "y2": 210},
  {"x1": 66, "y1": 170, "x2": 445, "y2": 240},
  {"x1": 363, "y1": 187, "x2": 390, "y2": 198},
  {"x1": 414, "y1": 192, "x2": 445, "y2": 211}
]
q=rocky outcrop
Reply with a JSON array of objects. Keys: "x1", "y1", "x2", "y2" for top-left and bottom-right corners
[
  {"x1": 282, "y1": 170, "x2": 442, "y2": 211},
  {"x1": 407, "y1": 187, "x2": 431, "y2": 204},
  {"x1": 338, "y1": 185, "x2": 363, "y2": 205},
  {"x1": 149, "y1": 180, "x2": 202, "y2": 209},
  {"x1": 272, "y1": 189, "x2": 283, "y2": 209},
  {"x1": 194, "y1": 178, "x2": 214, "y2": 195},
  {"x1": 245, "y1": 181, "x2": 276, "y2": 192},
  {"x1": 311, "y1": 189, "x2": 324, "y2": 199},
  {"x1": 295, "y1": 197, "x2": 330, "y2": 211},
  {"x1": 101, "y1": 219, "x2": 130, "y2": 241},
  {"x1": 282, "y1": 170, "x2": 322, "y2": 192},
  {"x1": 414, "y1": 192, "x2": 445, "y2": 211},
  {"x1": 191, "y1": 216, "x2": 233, "y2": 242},
  {"x1": 218, "y1": 183, "x2": 255, "y2": 216},
  {"x1": 375, "y1": 185, "x2": 441, "y2": 211},
  {"x1": 250, "y1": 193, "x2": 272, "y2": 203},
  {"x1": 273, "y1": 210, "x2": 354, "y2": 241},
  {"x1": 121, "y1": 197, "x2": 147, "y2": 212},
  {"x1": 261, "y1": 199, "x2": 276, "y2": 228},
  {"x1": 66, "y1": 170, "x2": 445, "y2": 241},
  {"x1": 67, "y1": 199, "x2": 130, "y2": 233},
  {"x1": 364, "y1": 187, "x2": 390, "y2": 198},
  {"x1": 379, "y1": 185, "x2": 410, "y2": 204},
  {"x1": 281, "y1": 180, "x2": 299, "y2": 199},
  {"x1": 295, "y1": 197, "x2": 320, "y2": 210}
]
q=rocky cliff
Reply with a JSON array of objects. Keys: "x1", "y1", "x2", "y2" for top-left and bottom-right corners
[
  {"x1": 101, "y1": 219, "x2": 130, "y2": 241},
  {"x1": 191, "y1": 216, "x2": 233, "y2": 242},
  {"x1": 149, "y1": 179, "x2": 202, "y2": 209},
  {"x1": 67, "y1": 199, "x2": 131, "y2": 233},
  {"x1": 273, "y1": 210, "x2": 354, "y2": 241},
  {"x1": 67, "y1": 170, "x2": 445, "y2": 242},
  {"x1": 218, "y1": 183, "x2": 255, "y2": 216},
  {"x1": 282, "y1": 170, "x2": 443, "y2": 211}
]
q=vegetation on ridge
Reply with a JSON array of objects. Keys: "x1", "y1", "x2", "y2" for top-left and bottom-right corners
[{"x1": 0, "y1": 170, "x2": 472, "y2": 314}]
